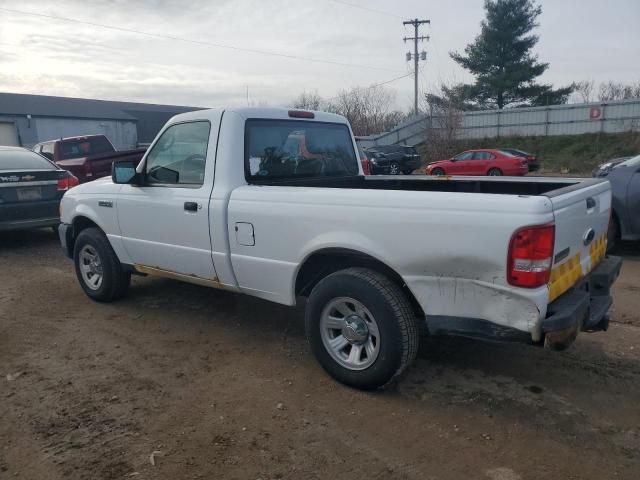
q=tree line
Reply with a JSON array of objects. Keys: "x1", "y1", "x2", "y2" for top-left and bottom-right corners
[{"x1": 290, "y1": 87, "x2": 405, "y2": 137}]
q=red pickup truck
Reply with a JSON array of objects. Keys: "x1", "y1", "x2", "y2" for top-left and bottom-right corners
[{"x1": 32, "y1": 135, "x2": 145, "y2": 183}]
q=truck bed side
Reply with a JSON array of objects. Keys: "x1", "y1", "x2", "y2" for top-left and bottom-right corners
[{"x1": 226, "y1": 185, "x2": 555, "y2": 336}]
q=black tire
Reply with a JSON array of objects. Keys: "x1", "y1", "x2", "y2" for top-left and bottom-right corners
[
  {"x1": 431, "y1": 168, "x2": 445, "y2": 176},
  {"x1": 305, "y1": 267, "x2": 419, "y2": 390},
  {"x1": 487, "y1": 168, "x2": 503, "y2": 176},
  {"x1": 389, "y1": 162, "x2": 400, "y2": 175},
  {"x1": 607, "y1": 215, "x2": 620, "y2": 252},
  {"x1": 402, "y1": 169, "x2": 414, "y2": 175},
  {"x1": 73, "y1": 227, "x2": 130, "y2": 302}
]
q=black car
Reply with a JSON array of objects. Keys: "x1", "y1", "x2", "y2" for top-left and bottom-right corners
[
  {"x1": 499, "y1": 148, "x2": 539, "y2": 172},
  {"x1": 366, "y1": 144, "x2": 422, "y2": 175},
  {"x1": 0, "y1": 146, "x2": 78, "y2": 232}
]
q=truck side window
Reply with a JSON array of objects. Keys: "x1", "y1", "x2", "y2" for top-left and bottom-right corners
[{"x1": 145, "y1": 121, "x2": 211, "y2": 186}]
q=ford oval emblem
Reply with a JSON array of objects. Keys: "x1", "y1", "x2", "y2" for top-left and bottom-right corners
[{"x1": 583, "y1": 228, "x2": 595, "y2": 246}]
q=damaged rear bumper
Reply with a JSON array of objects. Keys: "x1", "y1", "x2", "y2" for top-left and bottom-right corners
[{"x1": 542, "y1": 255, "x2": 623, "y2": 350}]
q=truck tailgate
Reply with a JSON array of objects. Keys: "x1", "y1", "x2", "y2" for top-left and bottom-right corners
[{"x1": 548, "y1": 180, "x2": 611, "y2": 302}]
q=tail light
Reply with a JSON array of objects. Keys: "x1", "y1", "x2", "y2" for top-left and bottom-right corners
[
  {"x1": 507, "y1": 223, "x2": 555, "y2": 288},
  {"x1": 361, "y1": 158, "x2": 370, "y2": 175},
  {"x1": 58, "y1": 174, "x2": 80, "y2": 191}
]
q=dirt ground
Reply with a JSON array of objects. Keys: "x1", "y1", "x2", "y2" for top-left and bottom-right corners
[{"x1": 1, "y1": 230, "x2": 639, "y2": 480}]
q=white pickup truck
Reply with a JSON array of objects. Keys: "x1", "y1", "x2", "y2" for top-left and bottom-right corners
[{"x1": 58, "y1": 107, "x2": 622, "y2": 389}]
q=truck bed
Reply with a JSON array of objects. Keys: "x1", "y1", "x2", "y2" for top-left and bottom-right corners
[{"x1": 248, "y1": 174, "x2": 602, "y2": 197}]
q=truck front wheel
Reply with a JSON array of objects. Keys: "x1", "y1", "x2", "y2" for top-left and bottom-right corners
[
  {"x1": 73, "y1": 227, "x2": 131, "y2": 302},
  {"x1": 305, "y1": 267, "x2": 419, "y2": 390}
]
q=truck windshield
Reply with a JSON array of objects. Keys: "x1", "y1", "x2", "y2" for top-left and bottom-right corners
[
  {"x1": 245, "y1": 120, "x2": 358, "y2": 181},
  {"x1": 59, "y1": 136, "x2": 115, "y2": 160}
]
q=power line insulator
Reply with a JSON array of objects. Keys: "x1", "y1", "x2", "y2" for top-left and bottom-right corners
[{"x1": 406, "y1": 52, "x2": 412, "y2": 61}]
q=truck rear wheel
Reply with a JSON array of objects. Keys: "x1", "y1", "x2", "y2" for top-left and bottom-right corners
[
  {"x1": 305, "y1": 267, "x2": 419, "y2": 390},
  {"x1": 73, "y1": 227, "x2": 130, "y2": 302}
]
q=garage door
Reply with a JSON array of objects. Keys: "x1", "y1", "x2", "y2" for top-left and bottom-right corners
[{"x1": 0, "y1": 122, "x2": 19, "y2": 146}]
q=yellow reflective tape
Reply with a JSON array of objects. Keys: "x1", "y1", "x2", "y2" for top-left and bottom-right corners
[
  {"x1": 548, "y1": 253, "x2": 582, "y2": 302},
  {"x1": 547, "y1": 233, "x2": 607, "y2": 303},
  {"x1": 589, "y1": 233, "x2": 607, "y2": 267}
]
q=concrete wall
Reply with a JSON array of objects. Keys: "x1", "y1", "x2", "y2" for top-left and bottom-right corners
[
  {"x1": 357, "y1": 98, "x2": 640, "y2": 148},
  {"x1": 0, "y1": 115, "x2": 138, "y2": 150}
]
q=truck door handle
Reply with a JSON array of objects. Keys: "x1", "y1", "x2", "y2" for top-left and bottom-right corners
[
  {"x1": 586, "y1": 197, "x2": 596, "y2": 209},
  {"x1": 184, "y1": 201, "x2": 198, "y2": 212}
]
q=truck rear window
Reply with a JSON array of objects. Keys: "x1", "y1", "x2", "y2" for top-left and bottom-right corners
[
  {"x1": 245, "y1": 120, "x2": 358, "y2": 181},
  {"x1": 59, "y1": 136, "x2": 115, "y2": 160}
]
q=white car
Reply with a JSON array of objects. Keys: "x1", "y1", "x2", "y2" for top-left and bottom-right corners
[{"x1": 58, "y1": 108, "x2": 622, "y2": 390}]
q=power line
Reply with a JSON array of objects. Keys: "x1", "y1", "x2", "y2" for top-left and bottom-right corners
[
  {"x1": 325, "y1": 71, "x2": 413, "y2": 102},
  {"x1": 0, "y1": 7, "x2": 402, "y2": 73},
  {"x1": 323, "y1": 0, "x2": 404, "y2": 19}
]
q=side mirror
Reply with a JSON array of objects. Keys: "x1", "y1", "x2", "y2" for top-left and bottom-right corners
[
  {"x1": 450, "y1": 158, "x2": 457, "y2": 162},
  {"x1": 112, "y1": 159, "x2": 138, "y2": 184}
]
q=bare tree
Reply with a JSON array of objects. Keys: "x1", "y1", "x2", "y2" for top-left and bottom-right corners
[
  {"x1": 420, "y1": 82, "x2": 465, "y2": 160},
  {"x1": 290, "y1": 90, "x2": 324, "y2": 110},
  {"x1": 325, "y1": 85, "x2": 404, "y2": 136},
  {"x1": 598, "y1": 80, "x2": 640, "y2": 101},
  {"x1": 575, "y1": 79, "x2": 595, "y2": 103}
]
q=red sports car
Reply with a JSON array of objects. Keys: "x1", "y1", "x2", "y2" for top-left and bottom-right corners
[{"x1": 425, "y1": 149, "x2": 529, "y2": 176}]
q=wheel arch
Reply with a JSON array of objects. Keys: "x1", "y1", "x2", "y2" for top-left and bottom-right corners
[
  {"x1": 294, "y1": 247, "x2": 425, "y2": 319},
  {"x1": 67, "y1": 215, "x2": 104, "y2": 256}
]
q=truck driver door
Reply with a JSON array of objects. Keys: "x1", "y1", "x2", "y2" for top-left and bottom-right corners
[{"x1": 116, "y1": 119, "x2": 218, "y2": 281}]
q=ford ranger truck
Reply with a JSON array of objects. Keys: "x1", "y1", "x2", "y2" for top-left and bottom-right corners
[{"x1": 57, "y1": 108, "x2": 623, "y2": 390}]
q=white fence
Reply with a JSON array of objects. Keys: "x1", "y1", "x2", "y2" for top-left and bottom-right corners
[{"x1": 356, "y1": 98, "x2": 640, "y2": 148}]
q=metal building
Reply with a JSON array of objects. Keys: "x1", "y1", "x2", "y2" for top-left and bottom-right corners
[{"x1": 0, "y1": 92, "x2": 203, "y2": 149}]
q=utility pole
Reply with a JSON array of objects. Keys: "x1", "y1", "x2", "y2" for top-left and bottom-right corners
[{"x1": 403, "y1": 18, "x2": 430, "y2": 117}]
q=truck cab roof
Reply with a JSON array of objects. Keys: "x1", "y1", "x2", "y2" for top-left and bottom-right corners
[{"x1": 167, "y1": 107, "x2": 349, "y2": 126}]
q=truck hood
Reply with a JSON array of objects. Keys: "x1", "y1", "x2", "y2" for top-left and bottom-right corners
[{"x1": 65, "y1": 175, "x2": 115, "y2": 195}]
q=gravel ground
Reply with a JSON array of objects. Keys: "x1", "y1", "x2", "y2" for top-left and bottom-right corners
[{"x1": 1, "y1": 229, "x2": 639, "y2": 480}]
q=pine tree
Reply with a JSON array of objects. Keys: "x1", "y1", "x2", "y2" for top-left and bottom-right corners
[{"x1": 450, "y1": 0, "x2": 573, "y2": 109}]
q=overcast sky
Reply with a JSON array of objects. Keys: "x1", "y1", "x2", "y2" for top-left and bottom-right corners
[{"x1": 0, "y1": 0, "x2": 639, "y2": 110}]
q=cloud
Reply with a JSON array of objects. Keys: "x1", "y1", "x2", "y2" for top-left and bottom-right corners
[{"x1": 1, "y1": 0, "x2": 639, "y2": 110}]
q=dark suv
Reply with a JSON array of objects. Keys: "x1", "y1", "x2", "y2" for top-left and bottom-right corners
[{"x1": 366, "y1": 144, "x2": 422, "y2": 175}]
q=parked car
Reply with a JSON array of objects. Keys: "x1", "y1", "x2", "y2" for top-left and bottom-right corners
[
  {"x1": 591, "y1": 154, "x2": 640, "y2": 249},
  {"x1": 425, "y1": 149, "x2": 529, "y2": 176},
  {"x1": 356, "y1": 144, "x2": 370, "y2": 175},
  {"x1": 592, "y1": 156, "x2": 632, "y2": 178},
  {"x1": 366, "y1": 150, "x2": 393, "y2": 174},
  {"x1": 33, "y1": 134, "x2": 146, "y2": 183},
  {"x1": 499, "y1": 148, "x2": 540, "y2": 172},
  {"x1": 366, "y1": 144, "x2": 421, "y2": 175},
  {"x1": 0, "y1": 146, "x2": 78, "y2": 231},
  {"x1": 59, "y1": 107, "x2": 621, "y2": 390}
]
